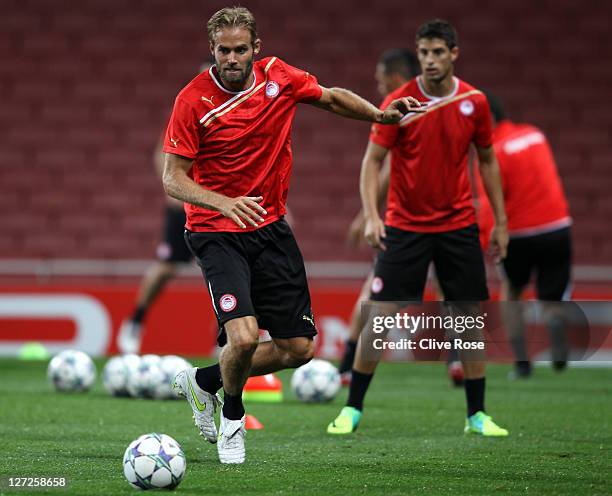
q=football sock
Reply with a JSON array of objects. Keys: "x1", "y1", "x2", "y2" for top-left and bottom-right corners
[
  {"x1": 222, "y1": 391, "x2": 245, "y2": 420},
  {"x1": 346, "y1": 370, "x2": 374, "y2": 411},
  {"x1": 131, "y1": 305, "x2": 147, "y2": 325},
  {"x1": 338, "y1": 340, "x2": 358, "y2": 374},
  {"x1": 464, "y1": 377, "x2": 485, "y2": 417},
  {"x1": 195, "y1": 363, "x2": 223, "y2": 394},
  {"x1": 514, "y1": 360, "x2": 532, "y2": 376}
]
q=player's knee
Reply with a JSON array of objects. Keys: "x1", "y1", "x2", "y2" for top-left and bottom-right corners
[
  {"x1": 226, "y1": 323, "x2": 259, "y2": 356},
  {"x1": 231, "y1": 334, "x2": 258, "y2": 356}
]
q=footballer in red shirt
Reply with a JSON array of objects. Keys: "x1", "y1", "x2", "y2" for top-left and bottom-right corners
[
  {"x1": 478, "y1": 93, "x2": 572, "y2": 379},
  {"x1": 161, "y1": 7, "x2": 424, "y2": 464},
  {"x1": 328, "y1": 20, "x2": 509, "y2": 437}
]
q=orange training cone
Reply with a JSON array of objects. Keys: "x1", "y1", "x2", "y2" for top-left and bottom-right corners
[
  {"x1": 245, "y1": 414, "x2": 264, "y2": 430},
  {"x1": 242, "y1": 373, "x2": 283, "y2": 403}
]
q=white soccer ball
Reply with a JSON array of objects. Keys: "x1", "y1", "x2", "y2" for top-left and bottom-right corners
[
  {"x1": 103, "y1": 354, "x2": 141, "y2": 397},
  {"x1": 47, "y1": 350, "x2": 96, "y2": 392},
  {"x1": 123, "y1": 433, "x2": 186, "y2": 490},
  {"x1": 157, "y1": 355, "x2": 193, "y2": 400},
  {"x1": 126, "y1": 355, "x2": 166, "y2": 399},
  {"x1": 291, "y1": 359, "x2": 341, "y2": 403}
]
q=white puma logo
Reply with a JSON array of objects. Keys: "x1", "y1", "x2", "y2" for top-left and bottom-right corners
[
  {"x1": 302, "y1": 315, "x2": 315, "y2": 326},
  {"x1": 201, "y1": 96, "x2": 215, "y2": 105},
  {"x1": 170, "y1": 137, "x2": 179, "y2": 147}
]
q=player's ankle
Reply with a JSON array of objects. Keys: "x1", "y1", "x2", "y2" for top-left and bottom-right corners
[
  {"x1": 195, "y1": 364, "x2": 223, "y2": 394},
  {"x1": 222, "y1": 391, "x2": 245, "y2": 420}
]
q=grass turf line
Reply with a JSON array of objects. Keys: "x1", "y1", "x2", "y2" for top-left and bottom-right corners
[{"x1": 0, "y1": 359, "x2": 610, "y2": 495}]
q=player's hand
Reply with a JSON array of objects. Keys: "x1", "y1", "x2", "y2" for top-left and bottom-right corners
[
  {"x1": 347, "y1": 211, "x2": 367, "y2": 247},
  {"x1": 489, "y1": 223, "x2": 509, "y2": 262},
  {"x1": 218, "y1": 196, "x2": 267, "y2": 229},
  {"x1": 380, "y1": 97, "x2": 427, "y2": 124},
  {"x1": 364, "y1": 215, "x2": 386, "y2": 250}
]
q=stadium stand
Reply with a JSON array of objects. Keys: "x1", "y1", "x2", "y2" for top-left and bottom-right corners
[{"x1": 1, "y1": 0, "x2": 610, "y2": 265}]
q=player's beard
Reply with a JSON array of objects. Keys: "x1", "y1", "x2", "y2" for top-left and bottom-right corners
[{"x1": 218, "y1": 57, "x2": 254, "y2": 87}]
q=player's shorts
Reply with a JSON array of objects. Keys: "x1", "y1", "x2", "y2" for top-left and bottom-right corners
[
  {"x1": 370, "y1": 224, "x2": 489, "y2": 302},
  {"x1": 184, "y1": 219, "x2": 317, "y2": 346},
  {"x1": 502, "y1": 226, "x2": 572, "y2": 301},
  {"x1": 156, "y1": 206, "x2": 192, "y2": 263}
]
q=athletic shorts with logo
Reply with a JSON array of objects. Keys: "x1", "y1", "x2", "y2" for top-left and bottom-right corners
[
  {"x1": 156, "y1": 206, "x2": 192, "y2": 263},
  {"x1": 184, "y1": 219, "x2": 317, "y2": 346},
  {"x1": 502, "y1": 226, "x2": 572, "y2": 301},
  {"x1": 370, "y1": 224, "x2": 489, "y2": 302}
]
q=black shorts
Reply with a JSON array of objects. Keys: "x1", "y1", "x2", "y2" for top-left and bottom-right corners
[
  {"x1": 156, "y1": 206, "x2": 192, "y2": 263},
  {"x1": 370, "y1": 224, "x2": 489, "y2": 302},
  {"x1": 502, "y1": 226, "x2": 572, "y2": 300},
  {"x1": 184, "y1": 219, "x2": 317, "y2": 346}
]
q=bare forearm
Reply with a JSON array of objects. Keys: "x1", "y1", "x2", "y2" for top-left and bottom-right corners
[
  {"x1": 320, "y1": 88, "x2": 383, "y2": 122},
  {"x1": 377, "y1": 159, "x2": 391, "y2": 207},
  {"x1": 479, "y1": 160, "x2": 507, "y2": 226},
  {"x1": 360, "y1": 157, "x2": 381, "y2": 219},
  {"x1": 162, "y1": 166, "x2": 226, "y2": 212}
]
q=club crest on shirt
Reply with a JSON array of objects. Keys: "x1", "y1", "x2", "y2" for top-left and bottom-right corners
[
  {"x1": 265, "y1": 81, "x2": 280, "y2": 98},
  {"x1": 220, "y1": 294, "x2": 237, "y2": 312},
  {"x1": 459, "y1": 99, "x2": 474, "y2": 116}
]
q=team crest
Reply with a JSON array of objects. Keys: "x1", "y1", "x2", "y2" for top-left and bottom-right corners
[
  {"x1": 265, "y1": 81, "x2": 280, "y2": 98},
  {"x1": 459, "y1": 99, "x2": 474, "y2": 116},
  {"x1": 371, "y1": 277, "x2": 384, "y2": 294},
  {"x1": 220, "y1": 294, "x2": 237, "y2": 312}
]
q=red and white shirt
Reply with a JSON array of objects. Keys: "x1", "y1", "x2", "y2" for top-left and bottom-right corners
[
  {"x1": 476, "y1": 120, "x2": 571, "y2": 239},
  {"x1": 163, "y1": 57, "x2": 322, "y2": 232},
  {"x1": 370, "y1": 76, "x2": 493, "y2": 232}
]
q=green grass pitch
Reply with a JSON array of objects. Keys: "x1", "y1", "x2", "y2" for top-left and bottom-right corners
[{"x1": 0, "y1": 359, "x2": 611, "y2": 495}]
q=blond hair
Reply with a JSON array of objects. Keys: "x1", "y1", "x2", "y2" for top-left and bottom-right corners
[{"x1": 207, "y1": 7, "x2": 258, "y2": 45}]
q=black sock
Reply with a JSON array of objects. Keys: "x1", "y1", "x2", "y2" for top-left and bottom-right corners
[
  {"x1": 131, "y1": 305, "x2": 147, "y2": 324},
  {"x1": 338, "y1": 340, "x2": 357, "y2": 374},
  {"x1": 222, "y1": 391, "x2": 245, "y2": 420},
  {"x1": 464, "y1": 377, "x2": 485, "y2": 417},
  {"x1": 347, "y1": 370, "x2": 374, "y2": 411},
  {"x1": 195, "y1": 364, "x2": 222, "y2": 394},
  {"x1": 515, "y1": 360, "x2": 532, "y2": 376}
]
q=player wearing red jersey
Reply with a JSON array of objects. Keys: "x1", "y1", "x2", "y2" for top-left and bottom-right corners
[
  {"x1": 117, "y1": 61, "x2": 214, "y2": 355},
  {"x1": 479, "y1": 93, "x2": 572, "y2": 379},
  {"x1": 328, "y1": 20, "x2": 509, "y2": 437},
  {"x1": 164, "y1": 7, "x2": 424, "y2": 464}
]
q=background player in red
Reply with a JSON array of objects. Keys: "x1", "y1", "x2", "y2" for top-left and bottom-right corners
[
  {"x1": 163, "y1": 7, "x2": 424, "y2": 464},
  {"x1": 117, "y1": 61, "x2": 214, "y2": 355},
  {"x1": 340, "y1": 48, "x2": 421, "y2": 383},
  {"x1": 477, "y1": 93, "x2": 572, "y2": 379},
  {"x1": 328, "y1": 19, "x2": 509, "y2": 437}
]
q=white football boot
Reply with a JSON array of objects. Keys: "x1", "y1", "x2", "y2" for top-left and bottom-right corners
[
  {"x1": 217, "y1": 414, "x2": 246, "y2": 464},
  {"x1": 117, "y1": 320, "x2": 142, "y2": 355},
  {"x1": 173, "y1": 368, "x2": 221, "y2": 443}
]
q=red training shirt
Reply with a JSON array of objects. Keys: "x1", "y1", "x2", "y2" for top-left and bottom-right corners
[
  {"x1": 163, "y1": 57, "x2": 322, "y2": 232},
  {"x1": 476, "y1": 120, "x2": 571, "y2": 238},
  {"x1": 370, "y1": 77, "x2": 493, "y2": 232}
]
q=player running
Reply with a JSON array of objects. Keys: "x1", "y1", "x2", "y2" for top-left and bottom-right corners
[
  {"x1": 328, "y1": 19, "x2": 509, "y2": 437},
  {"x1": 478, "y1": 93, "x2": 572, "y2": 379},
  {"x1": 164, "y1": 7, "x2": 424, "y2": 464}
]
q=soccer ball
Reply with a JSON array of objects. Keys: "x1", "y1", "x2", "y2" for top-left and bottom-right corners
[
  {"x1": 103, "y1": 354, "x2": 141, "y2": 397},
  {"x1": 157, "y1": 355, "x2": 192, "y2": 400},
  {"x1": 291, "y1": 359, "x2": 341, "y2": 402},
  {"x1": 126, "y1": 355, "x2": 165, "y2": 399},
  {"x1": 123, "y1": 433, "x2": 186, "y2": 490},
  {"x1": 47, "y1": 350, "x2": 96, "y2": 392}
]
